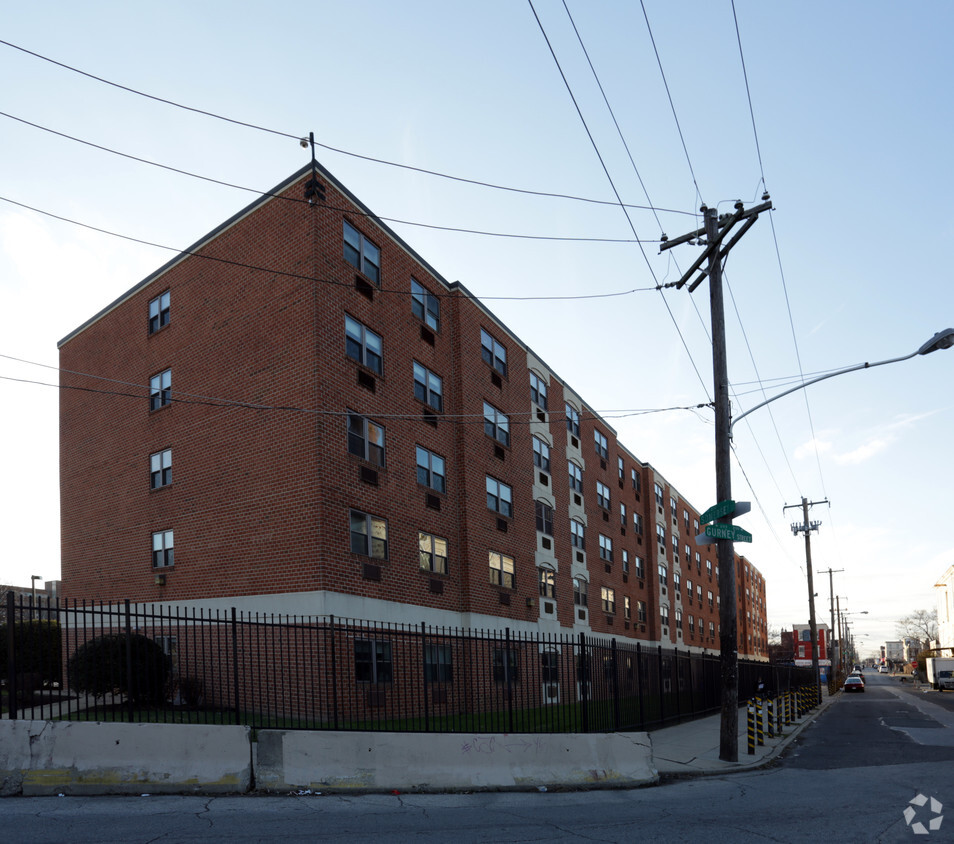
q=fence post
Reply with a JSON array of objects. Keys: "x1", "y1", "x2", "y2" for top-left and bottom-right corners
[
  {"x1": 505, "y1": 628, "x2": 514, "y2": 734},
  {"x1": 6, "y1": 590, "x2": 16, "y2": 720},
  {"x1": 611, "y1": 638, "x2": 620, "y2": 731},
  {"x1": 657, "y1": 646, "x2": 664, "y2": 725},
  {"x1": 421, "y1": 621, "x2": 430, "y2": 733},
  {"x1": 579, "y1": 631, "x2": 589, "y2": 733},
  {"x1": 756, "y1": 696, "x2": 764, "y2": 746},
  {"x1": 636, "y1": 642, "x2": 645, "y2": 731},
  {"x1": 231, "y1": 607, "x2": 241, "y2": 725},
  {"x1": 124, "y1": 599, "x2": 134, "y2": 723},
  {"x1": 747, "y1": 700, "x2": 755, "y2": 755},
  {"x1": 329, "y1": 615, "x2": 339, "y2": 730}
]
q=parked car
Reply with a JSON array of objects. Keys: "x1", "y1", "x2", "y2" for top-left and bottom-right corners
[
  {"x1": 878, "y1": 665, "x2": 889, "y2": 674},
  {"x1": 843, "y1": 676, "x2": 865, "y2": 693},
  {"x1": 849, "y1": 670, "x2": 865, "y2": 684}
]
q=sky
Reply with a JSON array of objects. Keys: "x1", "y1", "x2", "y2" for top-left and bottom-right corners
[{"x1": 1, "y1": 1, "x2": 952, "y2": 658}]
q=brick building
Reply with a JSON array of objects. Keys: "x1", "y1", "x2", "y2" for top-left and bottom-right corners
[{"x1": 58, "y1": 162, "x2": 768, "y2": 658}]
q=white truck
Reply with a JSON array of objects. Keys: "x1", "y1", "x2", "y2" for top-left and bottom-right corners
[{"x1": 924, "y1": 657, "x2": 954, "y2": 691}]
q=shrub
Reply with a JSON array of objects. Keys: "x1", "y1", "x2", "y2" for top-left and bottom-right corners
[{"x1": 67, "y1": 633, "x2": 172, "y2": 704}]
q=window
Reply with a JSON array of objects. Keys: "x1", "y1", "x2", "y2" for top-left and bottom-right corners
[
  {"x1": 686, "y1": 578, "x2": 693, "y2": 597},
  {"x1": 707, "y1": 560, "x2": 713, "y2": 577},
  {"x1": 411, "y1": 278, "x2": 439, "y2": 331},
  {"x1": 633, "y1": 513, "x2": 643, "y2": 535},
  {"x1": 535, "y1": 500, "x2": 553, "y2": 535},
  {"x1": 707, "y1": 590, "x2": 714, "y2": 608},
  {"x1": 574, "y1": 577, "x2": 588, "y2": 607},
  {"x1": 492, "y1": 648, "x2": 519, "y2": 684},
  {"x1": 684, "y1": 510, "x2": 690, "y2": 531},
  {"x1": 596, "y1": 481, "x2": 610, "y2": 510},
  {"x1": 354, "y1": 639, "x2": 392, "y2": 683},
  {"x1": 419, "y1": 532, "x2": 448, "y2": 574},
  {"x1": 688, "y1": 615, "x2": 695, "y2": 634},
  {"x1": 566, "y1": 403, "x2": 580, "y2": 437},
  {"x1": 343, "y1": 220, "x2": 380, "y2": 285},
  {"x1": 347, "y1": 413, "x2": 385, "y2": 466},
  {"x1": 529, "y1": 372, "x2": 547, "y2": 410},
  {"x1": 622, "y1": 549, "x2": 629, "y2": 574},
  {"x1": 423, "y1": 643, "x2": 453, "y2": 683},
  {"x1": 656, "y1": 524, "x2": 666, "y2": 547},
  {"x1": 486, "y1": 476, "x2": 512, "y2": 517},
  {"x1": 416, "y1": 446, "x2": 446, "y2": 493},
  {"x1": 568, "y1": 462, "x2": 583, "y2": 493},
  {"x1": 670, "y1": 497, "x2": 678, "y2": 519},
  {"x1": 637, "y1": 600, "x2": 647, "y2": 623},
  {"x1": 709, "y1": 621, "x2": 715, "y2": 638},
  {"x1": 541, "y1": 650, "x2": 559, "y2": 684},
  {"x1": 480, "y1": 328, "x2": 507, "y2": 376},
  {"x1": 532, "y1": 437, "x2": 551, "y2": 473},
  {"x1": 148, "y1": 290, "x2": 170, "y2": 334},
  {"x1": 413, "y1": 361, "x2": 443, "y2": 411},
  {"x1": 617, "y1": 456, "x2": 624, "y2": 480},
  {"x1": 599, "y1": 534, "x2": 613, "y2": 562},
  {"x1": 624, "y1": 596, "x2": 631, "y2": 620},
  {"x1": 345, "y1": 316, "x2": 382, "y2": 374},
  {"x1": 150, "y1": 449, "x2": 172, "y2": 489},
  {"x1": 594, "y1": 430, "x2": 608, "y2": 459},
  {"x1": 620, "y1": 503, "x2": 626, "y2": 525},
  {"x1": 489, "y1": 551, "x2": 514, "y2": 588},
  {"x1": 601, "y1": 586, "x2": 616, "y2": 614},
  {"x1": 632, "y1": 468, "x2": 640, "y2": 492},
  {"x1": 483, "y1": 402, "x2": 510, "y2": 446},
  {"x1": 654, "y1": 483, "x2": 664, "y2": 508},
  {"x1": 661, "y1": 606, "x2": 670, "y2": 626},
  {"x1": 674, "y1": 571, "x2": 681, "y2": 591},
  {"x1": 539, "y1": 567, "x2": 555, "y2": 599},
  {"x1": 570, "y1": 519, "x2": 585, "y2": 549},
  {"x1": 684, "y1": 544, "x2": 691, "y2": 563},
  {"x1": 634, "y1": 555, "x2": 644, "y2": 579},
  {"x1": 350, "y1": 510, "x2": 388, "y2": 559},
  {"x1": 152, "y1": 529, "x2": 174, "y2": 568},
  {"x1": 672, "y1": 536, "x2": 679, "y2": 555},
  {"x1": 150, "y1": 369, "x2": 171, "y2": 411},
  {"x1": 697, "y1": 584, "x2": 703, "y2": 601},
  {"x1": 658, "y1": 564, "x2": 668, "y2": 586}
]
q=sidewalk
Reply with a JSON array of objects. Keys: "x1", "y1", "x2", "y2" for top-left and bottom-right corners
[{"x1": 650, "y1": 687, "x2": 836, "y2": 777}]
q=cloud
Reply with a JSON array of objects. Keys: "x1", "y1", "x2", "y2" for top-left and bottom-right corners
[{"x1": 794, "y1": 437, "x2": 832, "y2": 460}]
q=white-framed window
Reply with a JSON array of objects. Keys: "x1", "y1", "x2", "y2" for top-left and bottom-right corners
[
  {"x1": 637, "y1": 600, "x2": 647, "y2": 623},
  {"x1": 634, "y1": 555, "x2": 644, "y2": 579},
  {"x1": 345, "y1": 315, "x2": 382, "y2": 374},
  {"x1": 686, "y1": 578, "x2": 693, "y2": 597},
  {"x1": 594, "y1": 430, "x2": 608, "y2": 459},
  {"x1": 670, "y1": 497, "x2": 677, "y2": 519},
  {"x1": 413, "y1": 361, "x2": 443, "y2": 411},
  {"x1": 152, "y1": 529, "x2": 174, "y2": 568},
  {"x1": 661, "y1": 605, "x2": 670, "y2": 626},
  {"x1": 566, "y1": 403, "x2": 580, "y2": 436},
  {"x1": 596, "y1": 481, "x2": 610, "y2": 510},
  {"x1": 150, "y1": 369, "x2": 171, "y2": 411},
  {"x1": 419, "y1": 531, "x2": 448, "y2": 574},
  {"x1": 411, "y1": 278, "x2": 439, "y2": 331},
  {"x1": 416, "y1": 446, "x2": 445, "y2": 493},
  {"x1": 483, "y1": 402, "x2": 510, "y2": 447},
  {"x1": 480, "y1": 328, "x2": 507, "y2": 376},
  {"x1": 708, "y1": 590, "x2": 714, "y2": 608},
  {"x1": 539, "y1": 567, "x2": 556, "y2": 599},
  {"x1": 632, "y1": 468, "x2": 640, "y2": 492},
  {"x1": 675, "y1": 609, "x2": 683, "y2": 629},
  {"x1": 574, "y1": 577, "x2": 588, "y2": 607},
  {"x1": 654, "y1": 483, "x2": 664, "y2": 508},
  {"x1": 343, "y1": 220, "x2": 380, "y2": 285},
  {"x1": 535, "y1": 500, "x2": 553, "y2": 535},
  {"x1": 617, "y1": 456, "x2": 624, "y2": 480},
  {"x1": 620, "y1": 503, "x2": 626, "y2": 525},
  {"x1": 486, "y1": 476, "x2": 513, "y2": 517},
  {"x1": 148, "y1": 290, "x2": 170, "y2": 334},
  {"x1": 707, "y1": 560, "x2": 713, "y2": 577},
  {"x1": 633, "y1": 513, "x2": 643, "y2": 535},
  {"x1": 529, "y1": 372, "x2": 547, "y2": 410},
  {"x1": 532, "y1": 436, "x2": 551, "y2": 473},
  {"x1": 354, "y1": 639, "x2": 391, "y2": 682},
  {"x1": 601, "y1": 586, "x2": 616, "y2": 614},
  {"x1": 688, "y1": 615, "x2": 695, "y2": 633},
  {"x1": 658, "y1": 564, "x2": 668, "y2": 585},
  {"x1": 674, "y1": 571, "x2": 681, "y2": 591},
  {"x1": 347, "y1": 413, "x2": 385, "y2": 466},
  {"x1": 622, "y1": 549, "x2": 629, "y2": 574},
  {"x1": 571, "y1": 519, "x2": 585, "y2": 549},
  {"x1": 569, "y1": 462, "x2": 583, "y2": 493},
  {"x1": 489, "y1": 550, "x2": 515, "y2": 588},
  {"x1": 624, "y1": 595, "x2": 631, "y2": 620},
  {"x1": 599, "y1": 534, "x2": 613, "y2": 562},
  {"x1": 656, "y1": 524, "x2": 666, "y2": 546},
  {"x1": 349, "y1": 509, "x2": 388, "y2": 559},
  {"x1": 150, "y1": 449, "x2": 172, "y2": 489}
]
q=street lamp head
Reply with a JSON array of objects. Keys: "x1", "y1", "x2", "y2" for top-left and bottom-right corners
[{"x1": 918, "y1": 328, "x2": 954, "y2": 356}]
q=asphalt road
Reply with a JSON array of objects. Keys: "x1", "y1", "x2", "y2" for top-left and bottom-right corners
[{"x1": 6, "y1": 675, "x2": 954, "y2": 843}]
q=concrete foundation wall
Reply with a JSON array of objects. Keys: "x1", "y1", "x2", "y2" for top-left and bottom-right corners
[
  {"x1": 0, "y1": 721, "x2": 252, "y2": 796},
  {"x1": 254, "y1": 730, "x2": 657, "y2": 792}
]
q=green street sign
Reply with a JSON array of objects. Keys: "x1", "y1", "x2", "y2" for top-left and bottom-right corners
[
  {"x1": 701, "y1": 523, "x2": 752, "y2": 543},
  {"x1": 700, "y1": 500, "x2": 736, "y2": 525}
]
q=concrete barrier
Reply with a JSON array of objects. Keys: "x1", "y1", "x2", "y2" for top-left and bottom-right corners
[
  {"x1": 0, "y1": 720, "x2": 252, "y2": 796},
  {"x1": 254, "y1": 730, "x2": 656, "y2": 792}
]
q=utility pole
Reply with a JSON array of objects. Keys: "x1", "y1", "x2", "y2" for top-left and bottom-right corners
[
  {"x1": 785, "y1": 497, "x2": 827, "y2": 703},
  {"x1": 660, "y1": 196, "x2": 772, "y2": 763},
  {"x1": 818, "y1": 567, "x2": 843, "y2": 674}
]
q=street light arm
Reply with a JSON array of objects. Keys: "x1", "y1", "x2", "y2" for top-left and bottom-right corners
[{"x1": 729, "y1": 328, "x2": 954, "y2": 438}]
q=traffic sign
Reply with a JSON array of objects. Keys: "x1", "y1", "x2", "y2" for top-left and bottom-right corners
[
  {"x1": 695, "y1": 523, "x2": 753, "y2": 544},
  {"x1": 699, "y1": 500, "x2": 751, "y2": 524}
]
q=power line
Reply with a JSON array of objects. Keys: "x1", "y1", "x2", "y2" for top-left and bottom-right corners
[{"x1": 0, "y1": 37, "x2": 696, "y2": 218}]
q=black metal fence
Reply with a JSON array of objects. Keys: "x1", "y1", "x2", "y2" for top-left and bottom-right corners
[{"x1": 3, "y1": 593, "x2": 814, "y2": 732}]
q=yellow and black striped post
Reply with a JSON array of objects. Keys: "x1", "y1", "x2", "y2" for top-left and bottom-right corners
[
  {"x1": 767, "y1": 697, "x2": 775, "y2": 738},
  {"x1": 747, "y1": 700, "x2": 756, "y2": 755},
  {"x1": 756, "y1": 696, "x2": 765, "y2": 746}
]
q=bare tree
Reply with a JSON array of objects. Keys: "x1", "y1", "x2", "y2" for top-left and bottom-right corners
[{"x1": 896, "y1": 609, "x2": 938, "y2": 643}]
